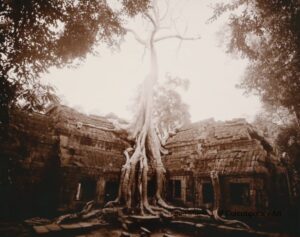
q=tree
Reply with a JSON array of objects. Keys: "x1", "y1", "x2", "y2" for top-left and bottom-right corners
[
  {"x1": 276, "y1": 122, "x2": 300, "y2": 207},
  {"x1": 210, "y1": 0, "x2": 300, "y2": 123},
  {"x1": 0, "y1": 0, "x2": 148, "y2": 126},
  {"x1": 153, "y1": 75, "x2": 190, "y2": 139},
  {"x1": 0, "y1": 0, "x2": 195, "y2": 216},
  {"x1": 0, "y1": 0, "x2": 152, "y2": 221},
  {"x1": 100, "y1": 0, "x2": 204, "y2": 216},
  {"x1": 252, "y1": 105, "x2": 296, "y2": 145},
  {"x1": 131, "y1": 74, "x2": 191, "y2": 144},
  {"x1": 277, "y1": 123, "x2": 300, "y2": 171},
  {"x1": 1, "y1": 0, "x2": 250, "y2": 228},
  {"x1": 101, "y1": 0, "x2": 247, "y2": 228}
]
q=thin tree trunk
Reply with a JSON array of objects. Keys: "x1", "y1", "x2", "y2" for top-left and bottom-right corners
[{"x1": 210, "y1": 171, "x2": 250, "y2": 229}]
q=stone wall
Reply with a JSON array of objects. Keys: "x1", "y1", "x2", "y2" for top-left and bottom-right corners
[
  {"x1": 0, "y1": 106, "x2": 129, "y2": 217},
  {"x1": 0, "y1": 110, "x2": 59, "y2": 218},
  {"x1": 0, "y1": 108, "x2": 291, "y2": 218},
  {"x1": 163, "y1": 118, "x2": 289, "y2": 212},
  {"x1": 58, "y1": 166, "x2": 120, "y2": 210},
  {"x1": 47, "y1": 105, "x2": 130, "y2": 209}
]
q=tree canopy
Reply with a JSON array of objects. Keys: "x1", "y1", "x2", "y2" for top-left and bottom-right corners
[
  {"x1": 213, "y1": 1, "x2": 300, "y2": 199},
  {"x1": 132, "y1": 74, "x2": 191, "y2": 140},
  {"x1": 0, "y1": 0, "x2": 149, "y2": 125},
  {"x1": 211, "y1": 0, "x2": 300, "y2": 122},
  {"x1": 153, "y1": 75, "x2": 190, "y2": 137},
  {"x1": 276, "y1": 121, "x2": 300, "y2": 199}
]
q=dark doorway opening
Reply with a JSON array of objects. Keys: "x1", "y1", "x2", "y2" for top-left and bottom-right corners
[
  {"x1": 174, "y1": 180, "x2": 181, "y2": 198},
  {"x1": 81, "y1": 178, "x2": 97, "y2": 201},
  {"x1": 202, "y1": 182, "x2": 214, "y2": 204},
  {"x1": 167, "y1": 180, "x2": 173, "y2": 201},
  {"x1": 167, "y1": 179, "x2": 182, "y2": 201},
  {"x1": 104, "y1": 180, "x2": 118, "y2": 203},
  {"x1": 229, "y1": 183, "x2": 250, "y2": 206}
]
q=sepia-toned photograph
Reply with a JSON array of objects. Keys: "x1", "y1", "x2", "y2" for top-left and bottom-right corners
[{"x1": 0, "y1": 0, "x2": 299, "y2": 236}]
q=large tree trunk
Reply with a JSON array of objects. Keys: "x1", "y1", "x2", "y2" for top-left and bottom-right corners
[{"x1": 105, "y1": 33, "x2": 169, "y2": 215}]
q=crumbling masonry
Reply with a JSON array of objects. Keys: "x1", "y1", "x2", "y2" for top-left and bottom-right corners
[{"x1": 0, "y1": 105, "x2": 291, "y2": 219}]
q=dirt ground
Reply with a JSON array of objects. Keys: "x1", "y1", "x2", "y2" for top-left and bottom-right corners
[
  {"x1": 74, "y1": 228, "x2": 192, "y2": 237},
  {"x1": 1, "y1": 220, "x2": 298, "y2": 237},
  {"x1": 0, "y1": 221, "x2": 194, "y2": 237}
]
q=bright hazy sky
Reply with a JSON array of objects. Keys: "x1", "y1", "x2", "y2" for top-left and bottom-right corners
[{"x1": 43, "y1": 0, "x2": 261, "y2": 122}]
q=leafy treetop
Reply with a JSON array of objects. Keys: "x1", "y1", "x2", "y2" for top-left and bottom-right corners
[
  {"x1": 0, "y1": 0, "x2": 149, "y2": 124},
  {"x1": 211, "y1": 0, "x2": 300, "y2": 122}
]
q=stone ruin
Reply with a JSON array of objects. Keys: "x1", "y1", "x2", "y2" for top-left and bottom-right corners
[
  {"x1": 0, "y1": 105, "x2": 295, "y2": 236},
  {"x1": 164, "y1": 119, "x2": 289, "y2": 212}
]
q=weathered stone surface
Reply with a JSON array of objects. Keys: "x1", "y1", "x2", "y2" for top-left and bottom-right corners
[
  {"x1": 0, "y1": 105, "x2": 130, "y2": 217},
  {"x1": 164, "y1": 118, "x2": 277, "y2": 175},
  {"x1": 0, "y1": 106, "x2": 291, "y2": 221},
  {"x1": 163, "y1": 118, "x2": 289, "y2": 213}
]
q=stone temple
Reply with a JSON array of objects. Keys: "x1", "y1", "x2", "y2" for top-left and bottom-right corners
[{"x1": 0, "y1": 105, "x2": 292, "y2": 222}]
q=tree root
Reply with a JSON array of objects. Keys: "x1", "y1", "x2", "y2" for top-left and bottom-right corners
[
  {"x1": 53, "y1": 199, "x2": 250, "y2": 233},
  {"x1": 56, "y1": 200, "x2": 96, "y2": 224},
  {"x1": 211, "y1": 208, "x2": 251, "y2": 229},
  {"x1": 105, "y1": 198, "x2": 120, "y2": 208}
]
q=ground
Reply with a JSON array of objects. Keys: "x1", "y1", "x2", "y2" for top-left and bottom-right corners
[
  {"x1": 1, "y1": 220, "x2": 299, "y2": 237},
  {"x1": 73, "y1": 228, "x2": 193, "y2": 237}
]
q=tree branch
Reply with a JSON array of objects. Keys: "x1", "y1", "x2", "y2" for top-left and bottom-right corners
[
  {"x1": 152, "y1": 0, "x2": 160, "y2": 23},
  {"x1": 144, "y1": 12, "x2": 157, "y2": 28},
  {"x1": 124, "y1": 28, "x2": 147, "y2": 46},
  {"x1": 160, "y1": 0, "x2": 170, "y2": 21},
  {"x1": 154, "y1": 34, "x2": 201, "y2": 42},
  {"x1": 141, "y1": 45, "x2": 148, "y2": 61}
]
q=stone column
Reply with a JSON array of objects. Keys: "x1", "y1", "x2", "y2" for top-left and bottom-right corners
[
  {"x1": 96, "y1": 177, "x2": 105, "y2": 206},
  {"x1": 210, "y1": 171, "x2": 221, "y2": 210}
]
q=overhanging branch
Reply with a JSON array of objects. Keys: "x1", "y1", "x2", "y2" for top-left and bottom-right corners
[
  {"x1": 144, "y1": 12, "x2": 157, "y2": 28},
  {"x1": 124, "y1": 28, "x2": 147, "y2": 46},
  {"x1": 160, "y1": 0, "x2": 170, "y2": 21},
  {"x1": 154, "y1": 34, "x2": 201, "y2": 42}
]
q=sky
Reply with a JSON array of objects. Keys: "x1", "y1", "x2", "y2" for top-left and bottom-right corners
[{"x1": 43, "y1": 0, "x2": 261, "y2": 122}]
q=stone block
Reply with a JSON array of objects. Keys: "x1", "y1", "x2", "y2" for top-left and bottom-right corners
[{"x1": 33, "y1": 225, "x2": 49, "y2": 234}]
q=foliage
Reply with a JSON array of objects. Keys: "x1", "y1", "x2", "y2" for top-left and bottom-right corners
[
  {"x1": 153, "y1": 75, "x2": 191, "y2": 136},
  {"x1": 123, "y1": 0, "x2": 150, "y2": 17},
  {"x1": 131, "y1": 74, "x2": 190, "y2": 137},
  {"x1": 252, "y1": 105, "x2": 296, "y2": 144},
  {"x1": 0, "y1": 0, "x2": 149, "y2": 125},
  {"x1": 211, "y1": 0, "x2": 300, "y2": 121},
  {"x1": 276, "y1": 123, "x2": 300, "y2": 170},
  {"x1": 276, "y1": 122, "x2": 300, "y2": 201},
  {"x1": 253, "y1": 112, "x2": 280, "y2": 145}
]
